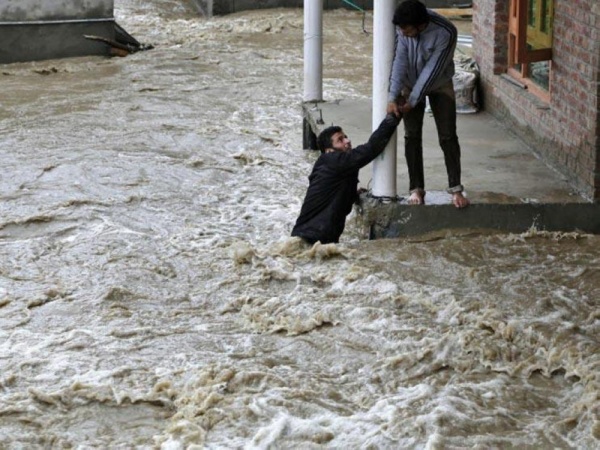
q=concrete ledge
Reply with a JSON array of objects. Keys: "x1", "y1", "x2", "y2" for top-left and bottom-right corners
[
  {"x1": 0, "y1": 21, "x2": 114, "y2": 64},
  {"x1": 359, "y1": 198, "x2": 600, "y2": 238},
  {"x1": 0, "y1": 0, "x2": 115, "y2": 64}
]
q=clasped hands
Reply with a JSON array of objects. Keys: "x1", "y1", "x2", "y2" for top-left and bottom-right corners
[{"x1": 386, "y1": 96, "x2": 412, "y2": 117}]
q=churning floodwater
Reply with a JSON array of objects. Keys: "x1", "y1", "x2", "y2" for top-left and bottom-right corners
[{"x1": 0, "y1": 1, "x2": 598, "y2": 448}]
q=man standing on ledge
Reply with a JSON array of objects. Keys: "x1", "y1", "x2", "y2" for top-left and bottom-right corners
[
  {"x1": 292, "y1": 113, "x2": 401, "y2": 245},
  {"x1": 387, "y1": 0, "x2": 469, "y2": 208}
]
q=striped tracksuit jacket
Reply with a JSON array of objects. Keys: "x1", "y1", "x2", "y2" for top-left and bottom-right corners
[{"x1": 387, "y1": 9, "x2": 457, "y2": 107}]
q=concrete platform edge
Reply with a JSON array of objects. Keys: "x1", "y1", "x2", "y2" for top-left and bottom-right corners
[{"x1": 359, "y1": 199, "x2": 600, "y2": 238}]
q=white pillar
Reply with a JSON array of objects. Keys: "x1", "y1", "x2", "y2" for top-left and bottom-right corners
[
  {"x1": 371, "y1": 0, "x2": 397, "y2": 199},
  {"x1": 303, "y1": 0, "x2": 323, "y2": 102}
]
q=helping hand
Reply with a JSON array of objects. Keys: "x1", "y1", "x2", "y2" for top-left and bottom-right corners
[
  {"x1": 387, "y1": 97, "x2": 411, "y2": 117},
  {"x1": 386, "y1": 101, "x2": 400, "y2": 117},
  {"x1": 399, "y1": 102, "x2": 413, "y2": 114}
]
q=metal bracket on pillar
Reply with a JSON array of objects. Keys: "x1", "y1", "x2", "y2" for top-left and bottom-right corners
[
  {"x1": 316, "y1": 107, "x2": 324, "y2": 124},
  {"x1": 366, "y1": 192, "x2": 401, "y2": 204}
]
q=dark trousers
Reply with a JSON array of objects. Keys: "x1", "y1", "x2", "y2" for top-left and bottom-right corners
[{"x1": 403, "y1": 81, "x2": 463, "y2": 193}]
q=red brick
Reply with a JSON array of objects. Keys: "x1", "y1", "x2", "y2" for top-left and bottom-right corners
[{"x1": 474, "y1": 0, "x2": 600, "y2": 199}]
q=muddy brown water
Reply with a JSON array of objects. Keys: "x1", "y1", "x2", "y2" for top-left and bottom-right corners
[{"x1": 0, "y1": 3, "x2": 598, "y2": 448}]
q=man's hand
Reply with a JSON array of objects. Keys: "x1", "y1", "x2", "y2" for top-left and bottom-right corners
[
  {"x1": 387, "y1": 96, "x2": 411, "y2": 117},
  {"x1": 386, "y1": 101, "x2": 400, "y2": 117},
  {"x1": 399, "y1": 102, "x2": 413, "y2": 114}
]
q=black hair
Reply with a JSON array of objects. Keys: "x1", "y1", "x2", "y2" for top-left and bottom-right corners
[
  {"x1": 392, "y1": 0, "x2": 429, "y2": 28},
  {"x1": 317, "y1": 125, "x2": 343, "y2": 153}
]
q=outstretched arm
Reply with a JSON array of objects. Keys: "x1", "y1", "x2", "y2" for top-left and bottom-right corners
[{"x1": 328, "y1": 114, "x2": 401, "y2": 172}]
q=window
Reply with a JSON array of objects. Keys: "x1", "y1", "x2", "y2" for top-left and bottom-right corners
[{"x1": 508, "y1": 0, "x2": 554, "y2": 96}]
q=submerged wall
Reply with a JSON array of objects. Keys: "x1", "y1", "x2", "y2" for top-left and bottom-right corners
[
  {"x1": 211, "y1": 0, "x2": 373, "y2": 15},
  {"x1": 209, "y1": 0, "x2": 471, "y2": 14},
  {"x1": 0, "y1": 0, "x2": 115, "y2": 64}
]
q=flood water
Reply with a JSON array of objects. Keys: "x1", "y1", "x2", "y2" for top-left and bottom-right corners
[{"x1": 0, "y1": 2, "x2": 598, "y2": 448}]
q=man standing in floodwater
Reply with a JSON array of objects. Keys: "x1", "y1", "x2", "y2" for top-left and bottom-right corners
[
  {"x1": 292, "y1": 112, "x2": 401, "y2": 244},
  {"x1": 387, "y1": 0, "x2": 469, "y2": 208}
]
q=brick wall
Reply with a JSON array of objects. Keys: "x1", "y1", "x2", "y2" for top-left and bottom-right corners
[{"x1": 474, "y1": 0, "x2": 600, "y2": 201}]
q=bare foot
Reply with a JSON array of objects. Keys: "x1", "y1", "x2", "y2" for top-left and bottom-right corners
[
  {"x1": 408, "y1": 189, "x2": 425, "y2": 205},
  {"x1": 452, "y1": 192, "x2": 470, "y2": 208}
]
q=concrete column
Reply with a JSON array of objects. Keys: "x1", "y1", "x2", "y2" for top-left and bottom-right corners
[
  {"x1": 303, "y1": 0, "x2": 323, "y2": 102},
  {"x1": 371, "y1": 0, "x2": 397, "y2": 199}
]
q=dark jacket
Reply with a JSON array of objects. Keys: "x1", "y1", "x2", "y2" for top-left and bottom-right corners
[{"x1": 292, "y1": 114, "x2": 400, "y2": 244}]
